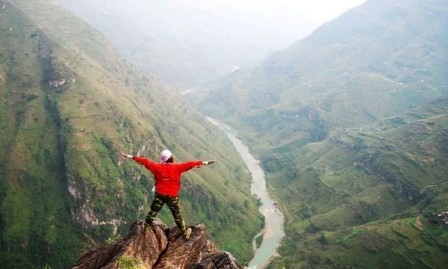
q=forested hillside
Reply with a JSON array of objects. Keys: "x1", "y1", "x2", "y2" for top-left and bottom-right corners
[{"x1": 0, "y1": 1, "x2": 261, "y2": 268}]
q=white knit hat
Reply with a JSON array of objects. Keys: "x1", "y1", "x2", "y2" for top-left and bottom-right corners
[{"x1": 160, "y1": 149, "x2": 172, "y2": 163}]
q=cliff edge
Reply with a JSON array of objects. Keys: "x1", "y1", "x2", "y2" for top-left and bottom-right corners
[{"x1": 69, "y1": 220, "x2": 243, "y2": 269}]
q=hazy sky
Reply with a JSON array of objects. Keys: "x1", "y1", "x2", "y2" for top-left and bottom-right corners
[
  {"x1": 54, "y1": 0, "x2": 369, "y2": 86},
  {"x1": 240, "y1": 0, "x2": 367, "y2": 23}
]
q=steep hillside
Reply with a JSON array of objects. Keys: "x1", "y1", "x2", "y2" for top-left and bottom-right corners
[
  {"x1": 267, "y1": 97, "x2": 448, "y2": 268},
  {"x1": 0, "y1": 1, "x2": 261, "y2": 268},
  {"x1": 195, "y1": 0, "x2": 448, "y2": 153}
]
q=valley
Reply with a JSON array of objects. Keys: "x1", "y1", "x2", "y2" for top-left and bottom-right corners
[
  {"x1": 1, "y1": 0, "x2": 448, "y2": 268},
  {"x1": 208, "y1": 117, "x2": 285, "y2": 268},
  {"x1": 191, "y1": 0, "x2": 448, "y2": 268}
]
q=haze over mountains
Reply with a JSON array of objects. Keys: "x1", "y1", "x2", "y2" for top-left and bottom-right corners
[
  {"x1": 54, "y1": 0, "x2": 319, "y2": 89},
  {"x1": 196, "y1": 0, "x2": 448, "y2": 151}
]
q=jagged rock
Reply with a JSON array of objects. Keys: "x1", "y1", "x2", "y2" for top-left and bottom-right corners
[
  {"x1": 191, "y1": 252, "x2": 243, "y2": 269},
  {"x1": 69, "y1": 220, "x2": 243, "y2": 269}
]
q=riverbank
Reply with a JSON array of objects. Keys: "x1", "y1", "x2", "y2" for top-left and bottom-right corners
[{"x1": 207, "y1": 117, "x2": 284, "y2": 269}]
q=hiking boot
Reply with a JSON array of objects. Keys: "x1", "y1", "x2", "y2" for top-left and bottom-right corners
[{"x1": 184, "y1": 227, "x2": 192, "y2": 240}]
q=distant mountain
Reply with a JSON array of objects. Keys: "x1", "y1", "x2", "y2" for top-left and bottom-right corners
[
  {"x1": 195, "y1": 0, "x2": 448, "y2": 151},
  {"x1": 54, "y1": 0, "x2": 318, "y2": 88},
  {"x1": 191, "y1": 0, "x2": 448, "y2": 268},
  {"x1": 0, "y1": 1, "x2": 261, "y2": 268}
]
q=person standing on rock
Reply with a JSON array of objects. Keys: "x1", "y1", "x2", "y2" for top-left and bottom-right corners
[{"x1": 121, "y1": 149, "x2": 215, "y2": 240}]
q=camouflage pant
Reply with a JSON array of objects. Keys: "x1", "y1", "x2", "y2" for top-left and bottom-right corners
[{"x1": 145, "y1": 193, "x2": 187, "y2": 234}]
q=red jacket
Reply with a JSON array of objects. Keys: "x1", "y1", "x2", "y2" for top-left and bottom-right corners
[{"x1": 133, "y1": 156, "x2": 202, "y2": 197}]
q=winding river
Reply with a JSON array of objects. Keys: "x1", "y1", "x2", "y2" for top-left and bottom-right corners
[{"x1": 207, "y1": 117, "x2": 285, "y2": 269}]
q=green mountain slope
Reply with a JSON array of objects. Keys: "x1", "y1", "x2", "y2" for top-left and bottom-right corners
[
  {"x1": 0, "y1": 1, "x2": 261, "y2": 268},
  {"x1": 190, "y1": 0, "x2": 448, "y2": 268},
  {"x1": 267, "y1": 97, "x2": 448, "y2": 268}
]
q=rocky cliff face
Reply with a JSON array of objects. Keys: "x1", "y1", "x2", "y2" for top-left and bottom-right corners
[{"x1": 70, "y1": 221, "x2": 243, "y2": 269}]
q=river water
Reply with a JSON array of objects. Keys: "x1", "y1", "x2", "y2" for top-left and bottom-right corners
[{"x1": 207, "y1": 117, "x2": 284, "y2": 269}]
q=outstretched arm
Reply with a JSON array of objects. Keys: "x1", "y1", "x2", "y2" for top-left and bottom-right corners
[
  {"x1": 121, "y1": 153, "x2": 133, "y2": 159},
  {"x1": 121, "y1": 153, "x2": 158, "y2": 171},
  {"x1": 177, "y1": 159, "x2": 216, "y2": 172},
  {"x1": 202, "y1": 160, "x2": 216, "y2": 166}
]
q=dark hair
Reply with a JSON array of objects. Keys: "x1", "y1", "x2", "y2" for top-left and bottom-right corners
[{"x1": 166, "y1": 156, "x2": 174, "y2": 163}]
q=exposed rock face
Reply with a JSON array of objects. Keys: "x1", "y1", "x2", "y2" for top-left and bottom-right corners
[{"x1": 70, "y1": 220, "x2": 243, "y2": 269}]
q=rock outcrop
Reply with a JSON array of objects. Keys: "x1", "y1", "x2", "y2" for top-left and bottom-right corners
[{"x1": 70, "y1": 220, "x2": 243, "y2": 269}]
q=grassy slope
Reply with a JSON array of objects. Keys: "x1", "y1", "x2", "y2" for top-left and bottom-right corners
[
  {"x1": 0, "y1": 5, "x2": 84, "y2": 268},
  {"x1": 266, "y1": 98, "x2": 448, "y2": 268},
  {"x1": 0, "y1": 1, "x2": 261, "y2": 268}
]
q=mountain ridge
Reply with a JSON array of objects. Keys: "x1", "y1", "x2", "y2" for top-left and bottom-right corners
[{"x1": 194, "y1": 0, "x2": 448, "y2": 151}]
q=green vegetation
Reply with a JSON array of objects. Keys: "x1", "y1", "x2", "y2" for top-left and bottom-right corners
[
  {"x1": 269, "y1": 216, "x2": 448, "y2": 269},
  {"x1": 193, "y1": 1, "x2": 448, "y2": 268},
  {"x1": 263, "y1": 98, "x2": 448, "y2": 268},
  {"x1": 3, "y1": 0, "x2": 448, "y2": 268},
  {"x1": 0, "y1": 1, "x2": 262, "y2": 268},
  {"x1": 117, "y1": 255, "x2": 140, "y2": 269}
]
